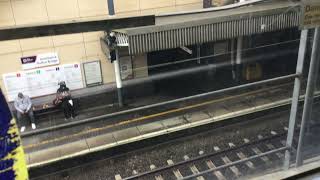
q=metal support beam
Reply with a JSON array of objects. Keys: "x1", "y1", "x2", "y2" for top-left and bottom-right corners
[
  {"x1": 0, "y1": 16, "x2": 155, "y2": 41},
  {"x1": 284, "y1": 29, "x2": 308, "y2": 169},
  {"x1": 114, "y1": 49, "x2": 124, "y2": 107},
  {"x1": 296, "y1": 27, "x2": 320, "y2": 167}
]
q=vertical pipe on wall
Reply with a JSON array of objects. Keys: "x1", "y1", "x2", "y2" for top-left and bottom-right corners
[
  {"x1": 107, "y1": 0, "x2": 115, "y2": 15},
  {"x1": 296, "y1": 27, "x2": 320, "y2": 167},
  {"x1": 283, "y1": 29, "x2": 308, "y2": 169},
  {"x1": 114, "y1": 49, "x2": 123, "y2": 107}
]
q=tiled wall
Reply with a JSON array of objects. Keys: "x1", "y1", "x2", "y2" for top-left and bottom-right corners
[
  {"x1": 0, "y1": 31, "x2": 150, "y2": 98},
  {"x1": 0, "y1": 0, "x2": 203, "y2": 99},
  {"x1": 0, "y1": 32, "x2": 107, "y2": 96},
  {"x1": 0, "y1": 0, "x2": 203, "y2": 28}
]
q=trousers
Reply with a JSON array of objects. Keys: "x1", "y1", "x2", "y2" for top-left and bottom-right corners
[
  {"x1": 61, "y1": 99, "x2": 75, "y2": 118},
  {"x1": 17, "y1": 110, "x2": 35, "y2": 127}
]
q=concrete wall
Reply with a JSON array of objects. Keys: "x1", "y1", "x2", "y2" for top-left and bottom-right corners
[{"x1": 0, "y1": 0, "x2": 203, "y2": 28}]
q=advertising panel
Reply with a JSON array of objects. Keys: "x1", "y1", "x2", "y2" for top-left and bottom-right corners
[{"x1": 3, "y1": 63, "x2": 83, "y2": 101}]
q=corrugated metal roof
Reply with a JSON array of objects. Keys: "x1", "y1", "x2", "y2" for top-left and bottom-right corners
[{"x1": 112, "y1": 1, "x2": 300, "y2": 55}]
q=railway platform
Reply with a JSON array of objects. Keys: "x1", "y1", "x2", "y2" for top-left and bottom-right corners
[
  {"x1": 22, "y1": 80, "x2": 319, "y2": 171},
  {"x1": 28, "y1": 99, "x2": 320, "y2": 180}
]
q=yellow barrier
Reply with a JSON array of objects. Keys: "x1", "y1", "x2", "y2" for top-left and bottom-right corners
[{"x1": 0, "y1": 89, "x2": 28, "y2": 180}]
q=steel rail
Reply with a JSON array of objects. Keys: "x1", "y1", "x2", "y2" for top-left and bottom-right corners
[
  {"x1": 123, "y1": 132, "x2": 288, "y2": 180},
  {"x1": 123, "y1": 117, "x2": 320, "y2": 180},
  {"x1": 181, "y1": 147, "x2": 288, "y2": 180},
  {"x1": 28, "y1": 105, "x2": 296, "y2": 180}
]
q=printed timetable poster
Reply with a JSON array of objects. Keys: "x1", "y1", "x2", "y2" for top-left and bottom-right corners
[{"x1": 3, "y1": 63, "x2": 84, "y2": 101}]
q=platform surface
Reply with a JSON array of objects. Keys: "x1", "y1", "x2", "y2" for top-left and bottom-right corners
[{"x1": 23, "y1": 83, "x2": 314, "y2": 168}]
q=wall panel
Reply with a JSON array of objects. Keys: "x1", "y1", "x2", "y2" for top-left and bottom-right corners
[
  {"x1": 11, "y1": 0, "x2": 48, "y2": 25},
  {"x1": 46, "y1": 0, "x2": 80, "y2": 21},
  {"x1": 0, "y1": 1, "x2": 15, "y2": 27}
]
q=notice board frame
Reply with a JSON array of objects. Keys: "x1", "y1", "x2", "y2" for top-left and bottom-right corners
[{"x1": 83, "y1": 60, "x2": 103, "y2": 87}]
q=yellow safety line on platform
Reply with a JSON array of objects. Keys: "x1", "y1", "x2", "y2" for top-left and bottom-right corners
[{"x1": 24, "y1": 83, "x2": 291, "y2": 150}]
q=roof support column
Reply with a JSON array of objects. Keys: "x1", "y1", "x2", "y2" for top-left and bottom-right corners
[
  {"x1": 236, "y1": 37, "x2": 243, "y2": 84},
  {"x1": 236, "y1": 37, "x2": 242, "y2": 64},
  {"x1": 283, "y1": 29, "x2": 308, "y2": 169},
  {"x1": 296, "y1": 27, "x2": 320, "y2": 167},
  {"x1": 231, "y1": 39, "x2": 236, "y2": 80},
  {"x1": 197, "y1": 44, "x2": 201, "y2": 64},
  {"x1": 114, "y1": 49, "x2": 124, "y2": 107}
]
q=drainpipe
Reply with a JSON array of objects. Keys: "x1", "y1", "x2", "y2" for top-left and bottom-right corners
[{"x1": 107, "y1": 0, "x2": 115, "y2": 15}]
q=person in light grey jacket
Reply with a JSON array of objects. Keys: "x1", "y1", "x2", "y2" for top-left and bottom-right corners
[{"x1": 14, "y1": 92, "x2": 36, "y2": 132}]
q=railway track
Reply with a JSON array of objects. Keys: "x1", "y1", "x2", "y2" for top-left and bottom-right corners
[
  {"x1": 31, "y1": 101, "x2": 320, "y2": 180},
  {"x1": 118, "y1": 127, "x2": 292, "y2": 180},
  {"x1": 113, "y1": 105, "x2": 320, "y2": 180}
]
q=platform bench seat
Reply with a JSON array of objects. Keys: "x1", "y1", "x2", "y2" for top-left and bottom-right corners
[{"x1": 32, "y1": 103, "x2": 59, "y2": 117}]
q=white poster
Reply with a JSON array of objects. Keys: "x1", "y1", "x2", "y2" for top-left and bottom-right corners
[
  {"x1": 83, "y1": 61, "x2": 103, "y2": 86},
  {"x1": 120, "y1": 56, "x2": 133, "y2": 80},
  {"x1": 21, "y1": 52, "x2": 59, "y2": 70},
  {"x1": 3, "y1": 63, "x2": 83, "y2": 101}
]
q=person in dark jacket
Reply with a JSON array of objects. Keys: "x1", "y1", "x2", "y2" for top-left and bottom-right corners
[{"x1": 55, "y1": 81, "x2": 75, "y2": 120}]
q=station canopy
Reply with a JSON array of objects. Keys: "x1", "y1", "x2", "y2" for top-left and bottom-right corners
[{"x1": 112, "y1": 0, "x2": 300, "y2": 55}]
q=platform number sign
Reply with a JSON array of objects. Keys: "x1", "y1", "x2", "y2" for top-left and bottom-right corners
[{"x1": 301, "y1": 0, "x2": 320, "y2": 29}]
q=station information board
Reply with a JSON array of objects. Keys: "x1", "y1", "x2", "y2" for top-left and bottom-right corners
[
  {"x1": 2, "y1": 63, "x2": 83, "y2": 101},
  {"x1": 301, "y1": 0, "x2": 320, "y2": 29},
  {"x1": 83, "y1": 60, "x2": 103, "y2": 86}
]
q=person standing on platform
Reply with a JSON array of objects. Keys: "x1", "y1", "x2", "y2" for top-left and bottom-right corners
[
  {"x1": 55, "y1": 81, "x2": 75, "y2": 120},
  {"x1": 14, "y1": 92, "x2": 36, "y2": 132}
]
